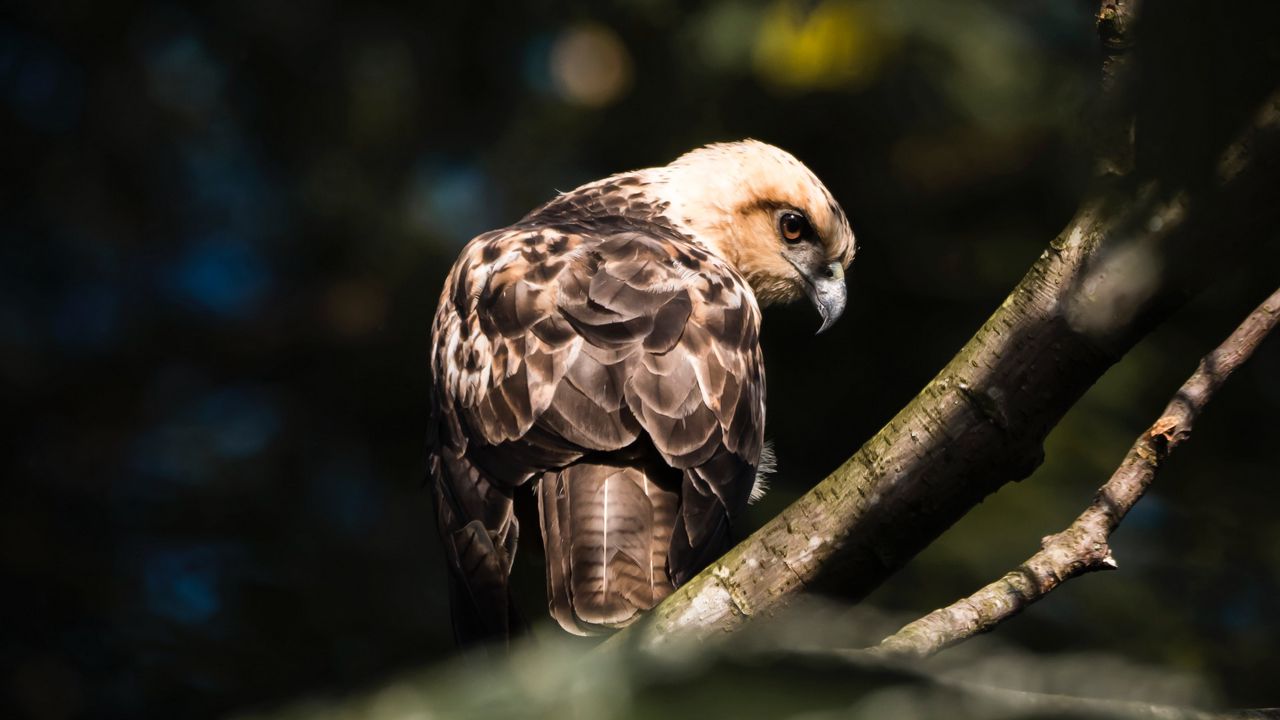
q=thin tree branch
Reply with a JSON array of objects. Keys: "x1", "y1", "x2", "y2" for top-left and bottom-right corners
[
  {"x1": 1095, "y1": 0, "x2": 1141, "y2": 176},
  {"x1": 872, "y1": 286, "x2": 1280, "y2": 660}
]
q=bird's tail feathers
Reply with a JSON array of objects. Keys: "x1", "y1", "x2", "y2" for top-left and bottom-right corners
[{"x1": 538, "y1": 463, "x2": 678, "y2": 635}]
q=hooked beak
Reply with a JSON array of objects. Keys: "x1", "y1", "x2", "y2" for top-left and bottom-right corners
[{"x1": 802, "y1": 262, "x2": 847, "y2": 335}]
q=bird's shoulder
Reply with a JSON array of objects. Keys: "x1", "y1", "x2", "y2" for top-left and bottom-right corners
[{"x1": 437, "y1": 214, "x2": 760, "y2": 344}]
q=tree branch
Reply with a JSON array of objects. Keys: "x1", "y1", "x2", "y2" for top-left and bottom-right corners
[
  {"x1": 1095, "y1": 0, "x2": 1141, "y2": 176},
  {"x1": 872, "y1": 286, "x2": 1280, "y2": 660},
  {"x1": 609, "y1": 2, "x2": 1280, "y2": 653}
]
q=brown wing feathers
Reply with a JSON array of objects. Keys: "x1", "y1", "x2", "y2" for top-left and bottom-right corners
[{"x1": 429, "y1": 221, "x2": 764, "y2": 640}]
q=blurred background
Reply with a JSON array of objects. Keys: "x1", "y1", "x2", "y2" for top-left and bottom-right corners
[{"x1": 3, "y1": 0, "x2": 1278, "y2": 718}]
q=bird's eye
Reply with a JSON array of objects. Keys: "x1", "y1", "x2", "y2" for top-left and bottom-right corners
[{"x1": 779, "y1": 212, "x2": 810, "y2": 243}]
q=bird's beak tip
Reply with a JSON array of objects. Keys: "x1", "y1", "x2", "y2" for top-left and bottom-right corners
[{"x1": 810, "y1": 273, "x2": 846, "y2": 335}]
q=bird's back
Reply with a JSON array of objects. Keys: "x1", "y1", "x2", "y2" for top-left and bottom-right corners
[{"x1": 429, "y1": 211, "x2": 766, "y2": 639}]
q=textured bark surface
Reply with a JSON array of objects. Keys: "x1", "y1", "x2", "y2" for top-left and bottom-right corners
[
  {"x1": 613, "y1": 86, "x2": 1280, "y2": 652},
  {"x1": 613, "y1": 198, "x2": 1119, "y2": 650},
  {"x1": 1094, "y1": 0, "x2": 1140, "y2": 176},
  {"x1": 873, "y1": 287, "x2": 1280, "y2": 659}
]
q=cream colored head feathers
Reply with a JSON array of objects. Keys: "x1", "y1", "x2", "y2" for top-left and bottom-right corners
[{"x1": 651, "y1": 140, "x2": 856, "y2": 307}]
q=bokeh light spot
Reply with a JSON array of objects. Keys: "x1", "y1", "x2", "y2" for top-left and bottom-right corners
[
  {"x1": 405, "y1": 160, "x2": 499, "y2": 247},
  {"x1": 170, "y1": 235, "x2": 271, "y2": 318},
  {"x1": 310, "y1": 448, "x2": 380, "y2": 535},
  {"x1": 521, "y1": 33, "x2": 556, "y2": 94},
  {"x1": 143, "y1": 32, "x2": 224, "y2": 119},
  {"x1": 0, "y1": 28, "x2": 83, "y2": 133},
  {"x1": 325, "y1": 278, "x2": 389, "y2": 338},
  {"x1": 196, "y1": 386, "x2": 281, "y2": 460},
  {"x1": 144, "y1": 546, "x2": 225, "y2": 625},
  {"x1": 753, "y1": 0, "x2": 888, "y2": 92},
  {"x1": 549, "y1": 23, "x2": 632, "y2": 107}
]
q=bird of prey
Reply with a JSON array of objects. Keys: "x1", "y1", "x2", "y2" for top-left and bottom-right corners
[{"x1": 428, "y1": 140, "x2": 855, "y2": 643}]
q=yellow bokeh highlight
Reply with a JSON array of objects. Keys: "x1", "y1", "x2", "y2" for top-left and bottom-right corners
[{"x1": 753, "y1": 0, "x2": 889, "y2": 91}]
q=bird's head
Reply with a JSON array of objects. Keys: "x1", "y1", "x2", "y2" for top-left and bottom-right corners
[{"x1": 656, "y1": 139, "x2": 856, "y2": 333}]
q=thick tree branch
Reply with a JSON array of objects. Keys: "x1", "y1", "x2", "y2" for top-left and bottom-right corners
[
  {"x1": 610, "y1": 6, "x2": 1280, "y2": 652},
  {"x1": 872, "y1": 286, "x2": 1280, "y2": 660}
]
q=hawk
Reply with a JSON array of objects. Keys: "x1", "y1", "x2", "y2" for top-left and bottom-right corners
[{"x1": 428, "y1": 140, "x2": 855, "y2": 642}]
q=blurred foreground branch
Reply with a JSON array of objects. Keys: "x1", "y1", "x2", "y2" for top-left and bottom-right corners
[
  {"x1": 939, "y1": 681, "x2": 1280, "y2": 720},
  {"x1": 612, "y1": 1, "x2": 1280, "y2": 653},
  {"x1": 872, "y1": 286, "x2": 1280, "y2": 660},
  {"x1": 779, "y1": 646, "x2": 1280, "y2": 720}
]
